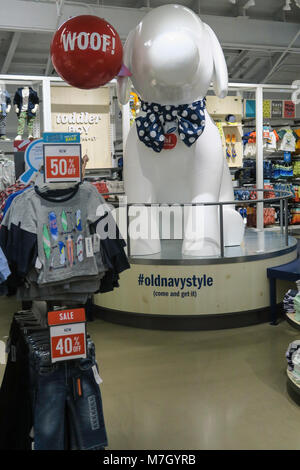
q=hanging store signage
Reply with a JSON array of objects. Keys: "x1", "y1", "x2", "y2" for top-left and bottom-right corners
[
  {"x1": 48, "y1": 307, "x2": 86, "y2": 326},
  {"x1": 43, "y1": 132, "x2": 81, "y2": 144},
  {"x1": 48, "y1": 307, "x2": 87, "y2": 363},
  {"x1": 284, "y1": 100, "x2": 296, "y2": 119},
  {"x1": 13, "y1": 139, "x2": 32, "y2": 153},
  {"x1": 245, "y1": 100, "x2": 256, "y2": 118},
  {"x1": 43, "y1": 143, "x2": 82, "y2": 183},
  {"x1": 50, "y1": 322, "x2": 87, "y2": 362},
  {"x1": 271, "y1": 100, "x2": 283, "y2": 118},
  {"x1": 263, "y1": 100, "x2": 271, "y2": 119},
  {"x1": 19, "y1": 138, "x2": 44, "y2": 184}
]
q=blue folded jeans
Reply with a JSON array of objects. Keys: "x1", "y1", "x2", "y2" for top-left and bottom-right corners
[{"x1": 30, "y1": 356, "x2": 108, "y2": 450}]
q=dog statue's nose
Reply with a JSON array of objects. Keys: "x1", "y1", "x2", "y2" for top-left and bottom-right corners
[{"x1": 147, "y1": 32, "x2": 199, "y2": 86}]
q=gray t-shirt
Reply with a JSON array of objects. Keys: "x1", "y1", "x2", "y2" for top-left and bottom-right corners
[{"x1": 3, "y1": 182, "x2": 107, "y2": 285}]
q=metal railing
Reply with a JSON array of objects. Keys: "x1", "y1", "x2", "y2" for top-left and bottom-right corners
[{"x1": 101, "y1": 188, "x2": 293, "y2": 258}]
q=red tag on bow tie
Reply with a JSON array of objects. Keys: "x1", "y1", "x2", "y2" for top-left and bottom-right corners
[{"x1": 163, "y1": 133, "x2": 177, "y2": 150}]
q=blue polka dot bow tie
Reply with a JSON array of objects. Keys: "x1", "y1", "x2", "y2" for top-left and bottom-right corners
[{"x1": 135, "y1": 98, "x2": 206, "y2": 153}]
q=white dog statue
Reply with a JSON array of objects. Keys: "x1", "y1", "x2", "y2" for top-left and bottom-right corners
[{"x1": 117, "y1": 4, "x2": 245, "y2": 256}]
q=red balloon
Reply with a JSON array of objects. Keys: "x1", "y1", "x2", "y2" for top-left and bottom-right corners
[{"x1": 50, "y1": 15, "x2": 123, "y2": 89}]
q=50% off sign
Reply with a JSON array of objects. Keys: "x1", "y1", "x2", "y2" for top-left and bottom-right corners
[{"x1": 43, "y1": 143, "x2": 82, "y2": 183}]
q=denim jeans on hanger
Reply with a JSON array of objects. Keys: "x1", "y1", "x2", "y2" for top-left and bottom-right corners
[
  {"x1": 30, "y1": 353, "x2": 108, "y2": 450},
  {"x1": 0, "y1": 318, "x2": 33, "y2": 450}
]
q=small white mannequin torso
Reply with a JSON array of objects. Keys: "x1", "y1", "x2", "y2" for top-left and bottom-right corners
[{"x1": 21, "y1": 87, "x2": 30, "y2": 112}]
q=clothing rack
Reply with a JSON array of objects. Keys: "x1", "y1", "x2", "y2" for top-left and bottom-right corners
[{"x1": 0, "y1": 303, "x2": 108, "y2": 450}]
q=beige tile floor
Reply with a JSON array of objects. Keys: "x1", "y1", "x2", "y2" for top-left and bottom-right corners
[{"x1": 1, "y1": 297, "x2": 300, "y2": 450}]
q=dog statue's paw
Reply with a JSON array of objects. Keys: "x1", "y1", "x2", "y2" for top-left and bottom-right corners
[
  {"x1": 128, "y1": 238, "x2": 161, "y2": 256},
  {"x1": 223, "y1": 208, "x2": 245, "y2": 247},
  {"x1": 182, "y1": 238, "x2": 220, "y2": 257}
]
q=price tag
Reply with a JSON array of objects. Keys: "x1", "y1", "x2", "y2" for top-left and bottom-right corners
[
  {"x1": 48, "y1": 308, "x2": 86, "y2": 363},
  {"x1": 43, "y1": 143, "x2": 82, "y2": 183},
  {"x1": 50, "y1": 323, "x2": 87, "y2": 362},
  {"x1": 163, "y1": 133, "x2": 177, "y2": 150}
]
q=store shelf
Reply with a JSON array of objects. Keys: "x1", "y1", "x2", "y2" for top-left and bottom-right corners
[{"x1": 0, "y1": 140, "x2": 14, "y2": 154}]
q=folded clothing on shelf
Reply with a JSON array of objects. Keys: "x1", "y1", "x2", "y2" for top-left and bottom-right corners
[
  {"x1": 286, "y1": 340, "x2": 300, "y2": 374},
  {"x1": 283, "y1": 289, "x2": 298, "y2": 314},
  {"x1": 272, "y1": 161, "x2": 293, "y2": 179},
  {"x1": 293, "y1": 161, "x2": 300, "y2": 177},
  {"x1": 290, "y1": 207, "x2": 300, "y2": 225},
  {"x1": 246, "y1": 207, "x2": 276, "y2": 227}
]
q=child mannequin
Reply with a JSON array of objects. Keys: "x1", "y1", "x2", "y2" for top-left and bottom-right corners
[
  {"x1": 14, "y1": 86, "x2": 39, "y2": 140},
  {"x1": 0, "y1": 81, "x2": 11, "y2": 141}
]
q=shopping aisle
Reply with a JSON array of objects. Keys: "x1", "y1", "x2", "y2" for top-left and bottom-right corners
[{"x1": 1, "y1": 298, "x2": 300, "y2": 450}]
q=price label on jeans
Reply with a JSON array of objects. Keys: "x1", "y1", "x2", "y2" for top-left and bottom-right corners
[
  {"x1": 43, "y1": 143, "x2": 82, "y2": 183},
  {"x1": 49, "y1": 322, "x2": 87, "y2": 363}
]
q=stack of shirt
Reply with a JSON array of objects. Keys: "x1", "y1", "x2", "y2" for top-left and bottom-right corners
[
  {"x1": 0, "y1": 181, "x2": 130, "y2": 302},
  {"x1": 294, "y1": 292, "x2": 300, "y2": 322},
  {"x1": 283, "y1": 289, "x2": 298, "y2": 314},
  {"x1": 286, "y1": 340, "x2": 300, "y2": 373}
]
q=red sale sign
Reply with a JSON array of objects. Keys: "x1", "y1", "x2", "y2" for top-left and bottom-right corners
[
  {"x1": 43, "y1": 143, "x2": 82, "y2": 183},
  {"x1": 46, "y1": 155, "x2": 80, "y2": 180},
  {"x1": 48, "y1": 308, "x2": 86, "y2": 326},
  {"x1": 50, "y1": 322, "x2": 87, "y2": 362}
]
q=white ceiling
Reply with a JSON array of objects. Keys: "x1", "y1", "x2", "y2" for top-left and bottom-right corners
[{"x1": 0, "y1": 0, "x2": 299, "y2": 85}]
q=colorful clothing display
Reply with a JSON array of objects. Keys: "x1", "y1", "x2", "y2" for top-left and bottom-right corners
[{"x1": 243, "y1": 126, "x2": 299, "y2": 155}]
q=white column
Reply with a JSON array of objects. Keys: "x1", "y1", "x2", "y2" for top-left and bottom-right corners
[
  {"x1": 42, "y1": 78, "x2": 52, "y2": 132},
  {"x1": 122, "y1": 102, "x2": 131, "y2": 155},
  {"x1": 255, "y1": 85, "x2": 264, "y2": 231},
  {"x1": 110, "y1": 84, "x2": 117, "y2": 168}
]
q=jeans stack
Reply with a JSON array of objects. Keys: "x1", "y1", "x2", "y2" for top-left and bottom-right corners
[{"x1": 0, "y1": 309, "x2": 108, "y2": 450}]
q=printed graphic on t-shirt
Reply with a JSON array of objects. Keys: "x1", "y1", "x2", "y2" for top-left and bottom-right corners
[
  {"x1": 76, "y1": 235, "x2": 84, "y2": 262},
  {"x1": 61, "y1": 210, "x2": 68, "y2": 232},
  {"x1": 66, "y1": 234, "x2": 75, "y2": 266},
  {"x1": 43, "y1": 224, "x2": 51, "y2": 260},
  {"x1": 58, "y1": 241, "x2": 66, "y2": 266},
  {"x1": 76, "y1": 209, "x2": 82, "y2": 231},
  {"x1": 49, "y1": 211, "x2": 58, "y2": 241}
]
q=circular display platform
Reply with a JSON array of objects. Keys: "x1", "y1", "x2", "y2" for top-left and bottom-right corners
[
  {"x1": 287, "y1": 369, "x2": 300, "y2": 405},
  {"x1": 285, "y1": 312, "x2": 300, "y2": 330},
  {"x1": 94, "y1": 230, "x2": 298, "y2": 330}
]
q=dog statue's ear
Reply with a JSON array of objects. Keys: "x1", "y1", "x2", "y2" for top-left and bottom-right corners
[
  {"x1": 204, "y1": 23, "x2": 228, "y2": 99},
  {"x1": 117, "y1": 30, "x2": 135, "y2": 105}
]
